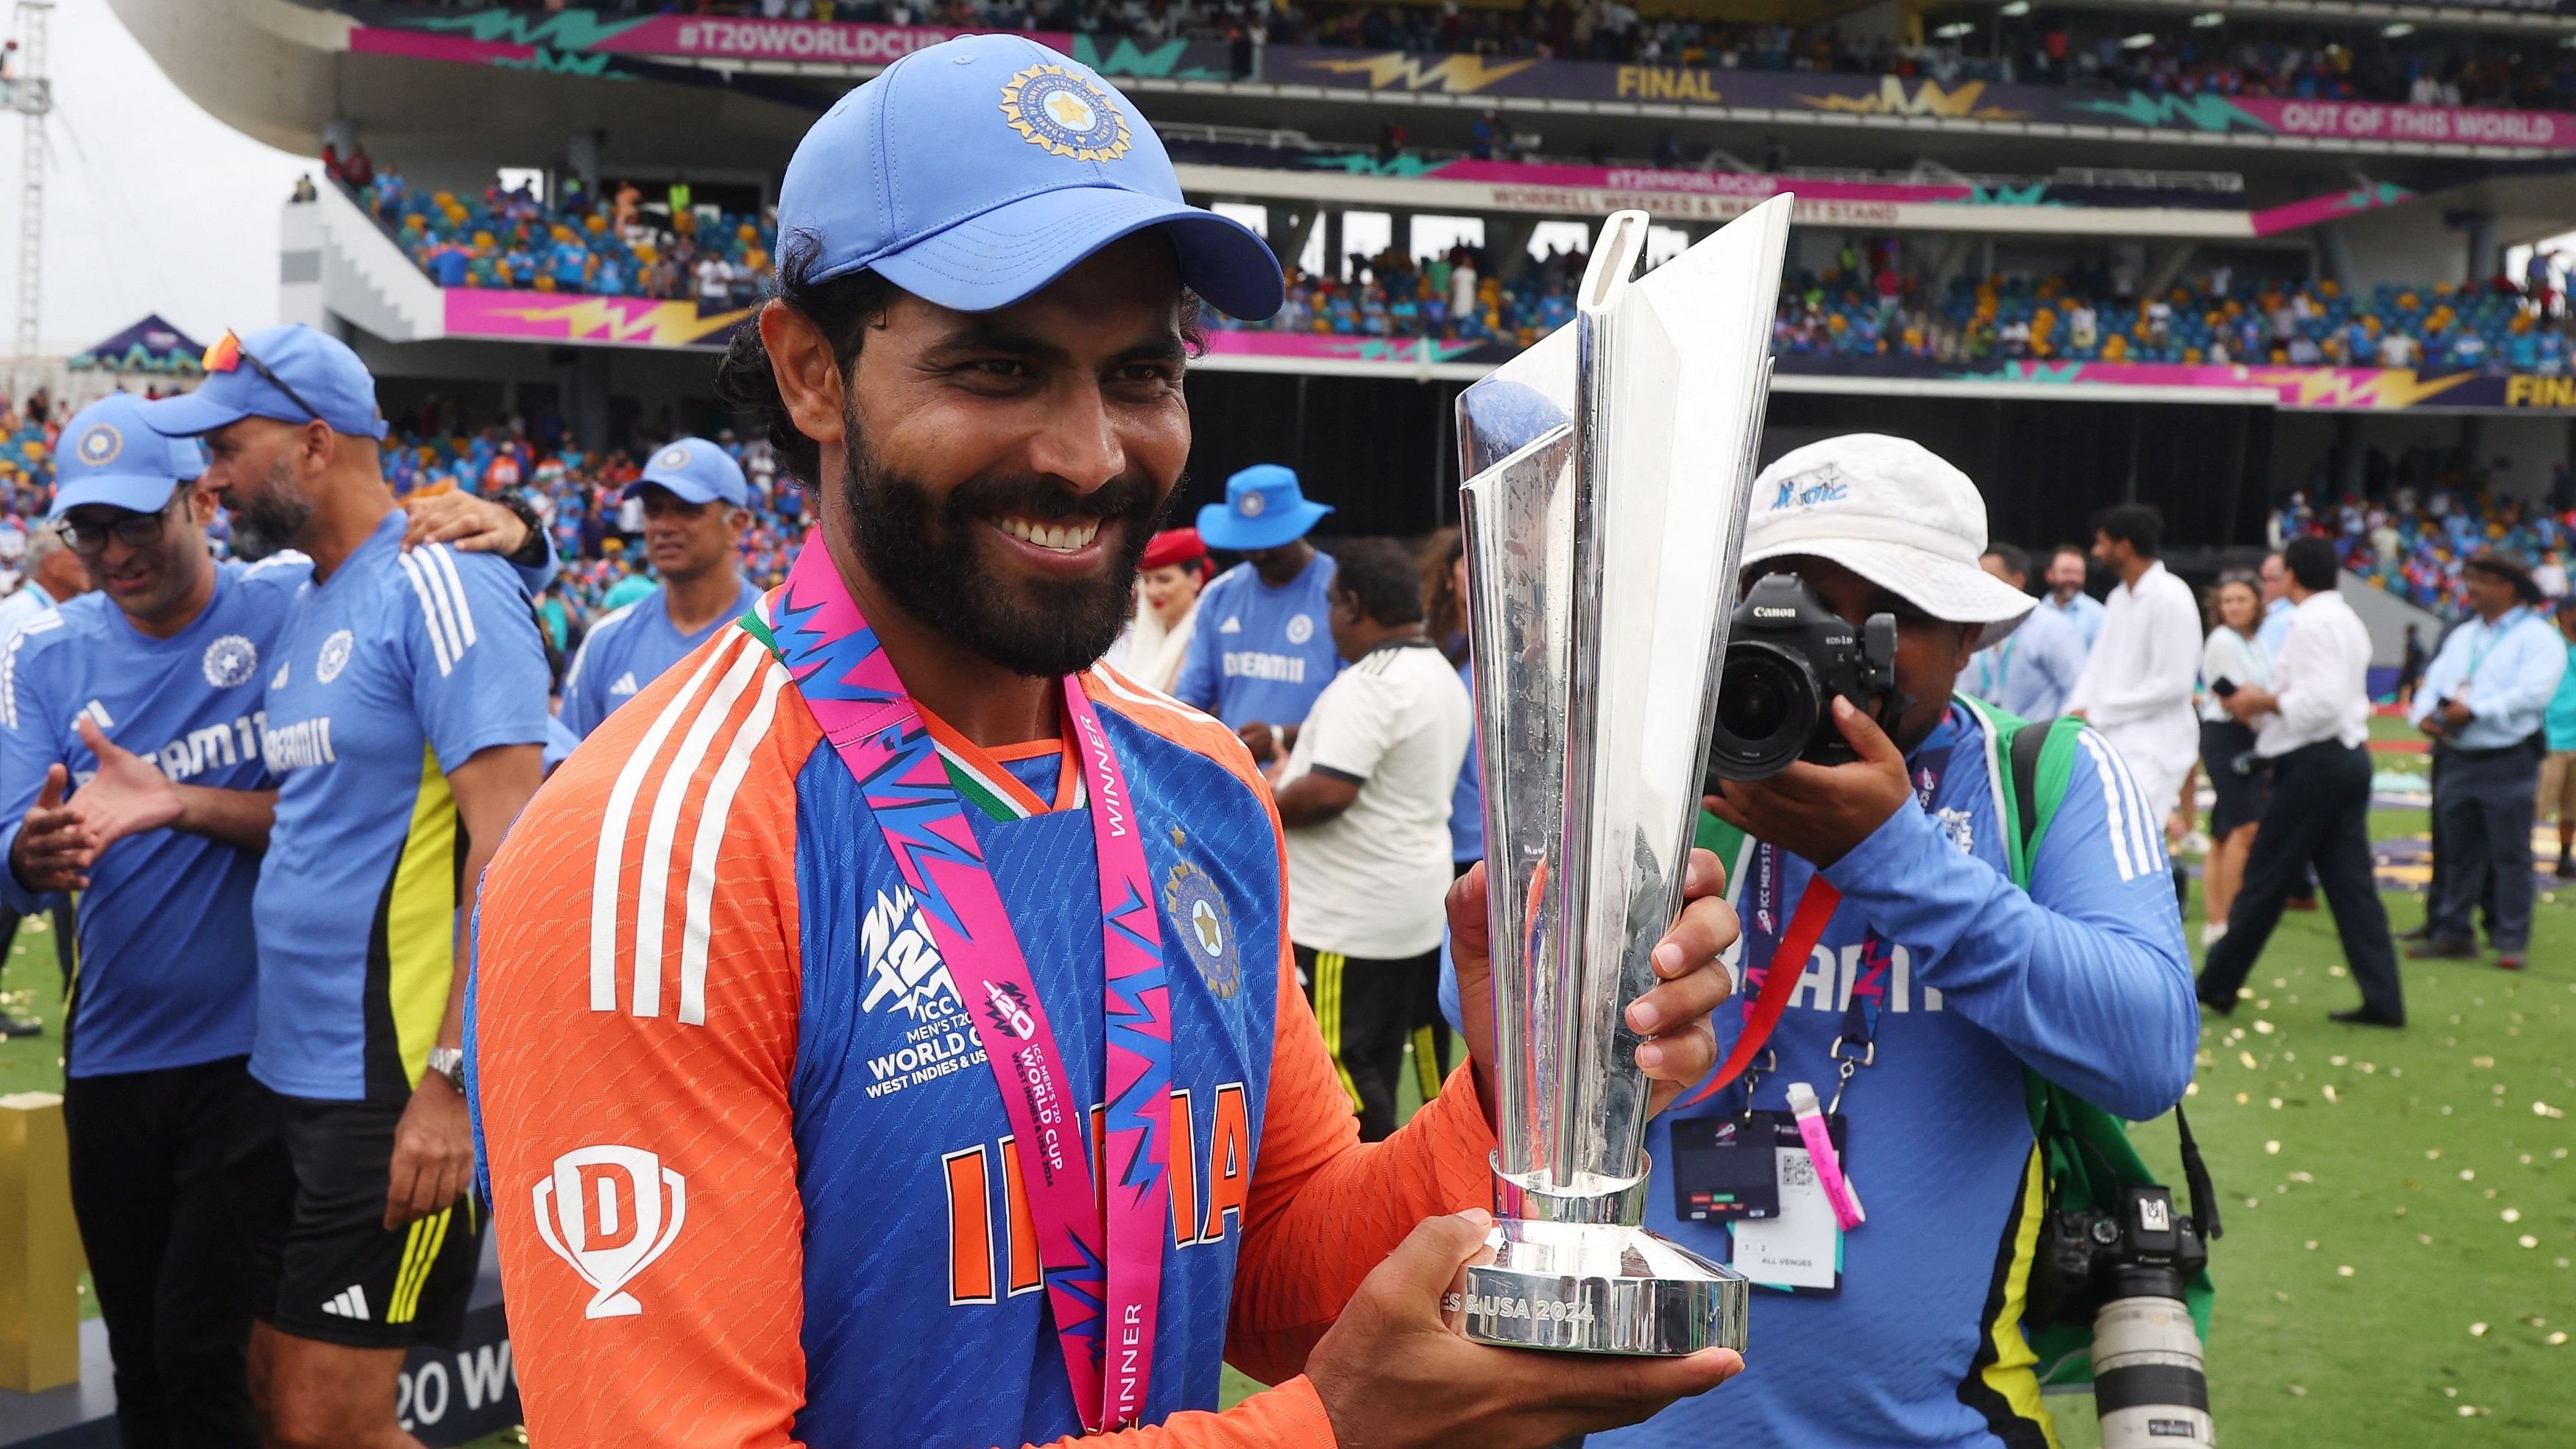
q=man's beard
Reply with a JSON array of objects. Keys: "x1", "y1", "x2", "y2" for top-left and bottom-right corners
[
  {"x1": 839, "y1": 424, "x2": 1171, "y2": 679},
  {"x1": 235, "y1": 456, "x2": 316, "y2": 549}
]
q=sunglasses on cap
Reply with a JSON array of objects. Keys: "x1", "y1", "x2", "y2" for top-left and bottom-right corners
[{"x1": 202, "y1": 331, "x2": 327, "y2": 426}]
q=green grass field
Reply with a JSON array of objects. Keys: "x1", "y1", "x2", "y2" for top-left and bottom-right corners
[{"x1": 10, "y1": 715, "x2": 2566, "y2": 1445}]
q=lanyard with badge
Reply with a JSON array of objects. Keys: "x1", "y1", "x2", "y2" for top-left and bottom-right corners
[
  {"x1": 1975, "y1": 637, "x2": 2014, "y2": 702},
  {"x1": 1664, "y1": 758, "x2": 1950, "y2": 1292},
  {"x1": 2463, "y1": 607, "x2": 2532, "y2": 683},
  {"x1": 764, "y1": 542, "x2": 1172, "y2": 1432}
]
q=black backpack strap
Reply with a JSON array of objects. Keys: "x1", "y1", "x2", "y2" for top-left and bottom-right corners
[{"x1": 2009, "y1": 712, "x2": 2050, "y2": 849}]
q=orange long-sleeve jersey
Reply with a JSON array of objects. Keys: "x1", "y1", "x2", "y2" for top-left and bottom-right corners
[{"x1": 467, "y1": 616, "x2": 1496, "y2": 1447}]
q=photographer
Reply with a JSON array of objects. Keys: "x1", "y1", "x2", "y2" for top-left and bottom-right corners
[
  {"x1": 1614, "y1": 435, "x2": 2197, "y2": 1449},
  {"x1": 2195, "y1": 537, "x2": 2404, "y2": 1024}
]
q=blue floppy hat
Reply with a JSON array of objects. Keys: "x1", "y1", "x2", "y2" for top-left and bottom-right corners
[
  {"x1": 1197, "y1": 464, "x2": 1331, "y2": 552},
  {"x1": 776, "y1": 34, "x2": 1282, "y2": 321},
  {"x1": 140, "y1": 324, "x2": 389, "y2": 441},
  {"x1": 626, "y1": 437, "x2": 749, "y2": 508},
  {"x1": 49, "y1": 394, "x2": 207, "y2": 519}
]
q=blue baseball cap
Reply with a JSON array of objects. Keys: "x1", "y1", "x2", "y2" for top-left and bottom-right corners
[
  {"x1": 1197, "y1": 464, "x2": 1331, "y2": 552},
  {"x1": 776, "y1": 35, "x2": 1281, "y2": 321},
  {"x1": 141, "y1": 324, "x2": 389, "y2": 441},
  {"x1": 626, "y1": 437, "x2": 749, "y2": 509},
  {"x1": 49, "y1": 394, "x2": 206, "y2": 519}
]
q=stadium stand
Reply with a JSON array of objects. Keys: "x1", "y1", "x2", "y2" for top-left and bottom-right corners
[
  {"x1": 361, "y1": 170, "x2": 775, "y2": 302},
  {"x1": 2276, "y1": 487, "x2": 2576, "y2": 612},
  {"x1": 403, "y1": 3, "x2": 2576, "y2": 111},
  {"x1": 1212, "y1": 247, "x2": 2576, "y2": 375}
]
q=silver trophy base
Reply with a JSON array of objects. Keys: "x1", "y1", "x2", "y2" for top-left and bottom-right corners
[{"x1": 1446, "y1": 1216, "x2": 1750, "y2": 1356}]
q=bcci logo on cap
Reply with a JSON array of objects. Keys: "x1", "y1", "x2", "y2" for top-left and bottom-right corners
[
  {"x1": 76, "y1": 425, "x2": 122, "y2": 467},
  {"x1": 657, "y1": 444, "x2": 691, "y2": 471},
  {"x1": 999, "y1": 63, "x2": 1130, "y2": 163},
  {"x1": 532, "y1": 1145, "x2": 687, "y2": 1319}
]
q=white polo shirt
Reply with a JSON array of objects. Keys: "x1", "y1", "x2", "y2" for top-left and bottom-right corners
[{"x1": 1278, "y1": 637, "x2": 1473, "y2": 959}]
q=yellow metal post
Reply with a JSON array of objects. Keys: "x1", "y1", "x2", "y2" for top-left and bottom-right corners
[{"x1": 0, "y1": 1091, "x2": 78, "y2": 1392}]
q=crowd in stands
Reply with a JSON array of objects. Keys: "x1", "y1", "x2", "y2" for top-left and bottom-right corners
[
  {"x1": 1771, "y1": 252, "x2": 2576, "y2": 372},
  {"x1": 350, "y1": 163, "x2": 774, "y2": 305},
  {"x1": 432, "y1": 1, "x2": 2576, "y2": 113},
  {"x1": 0, "y1": 386, "x2": 804, "y2": 627},
  {"x1": 378, "y1": 417, "x2": 804, "y2": 626},
  {"x1": 2275, "y1": 486, "x2": 2576, "y2": 614},
  {"x1": 1211, "y1": 237, "x2": 2576, "y2": 378}
]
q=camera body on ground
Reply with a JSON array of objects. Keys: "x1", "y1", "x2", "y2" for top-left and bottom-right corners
[{"x1": 1704, "y1": 573, "x2": 1900, "y2": 787}]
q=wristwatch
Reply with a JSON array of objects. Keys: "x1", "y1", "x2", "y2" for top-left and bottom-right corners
[
  {"x1": 496, "y1": 489, "x2": 551, "y2": 569},
  {"x1": 427, "y1": 1046, "x2": 467, "y2": 1093}
]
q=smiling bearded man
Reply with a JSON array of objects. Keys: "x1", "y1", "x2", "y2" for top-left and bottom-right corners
[{"x1": 464, "y1": 33, "x2": 1752, "y2": 1449}]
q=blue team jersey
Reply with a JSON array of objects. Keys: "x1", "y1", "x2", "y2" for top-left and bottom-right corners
[
  {"x1": 255, "y1": 513, "x2": 550, "y2": 1102},
  {"x1": 0, "y1": 557, "x2": 311, "y2": 1076},
  {"x1": 558, "y1": 579, "x2": 765, "y2": 739},
  {"x1": 469, "y1": 632, "x2": 1496, "y2": 1446},
  {"x1": 1169, "y1": 553, "x2": 1341, "y2": 728},
  {"x1": 1609, "y1": 705, "x2": 2197, "y2": 1449}
]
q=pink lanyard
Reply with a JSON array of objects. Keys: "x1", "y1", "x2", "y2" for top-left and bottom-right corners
[{"x1": 761, "y1": 542, "x2": 1173, "y2": 1431}]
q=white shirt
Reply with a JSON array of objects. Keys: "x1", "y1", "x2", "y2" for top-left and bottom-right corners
[
  {"x1": 2257, "y1": 589, "x2": 2372, "y2": 755},
  {"x1": 2068, "y1": 559, "x2": 2204, "y2": 814},
  {"x1": 1278, "y1": 639, "x2": 1472, "y2": 958},
  {"x1": 2070, "y1": 561, "x2": 2201, "y2": 736},
  {"x1": 2199, "y1": 626, "x2": 2273, "y2": 723}
]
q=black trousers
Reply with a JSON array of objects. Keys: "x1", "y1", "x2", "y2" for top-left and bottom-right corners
[
  {"x1": 62, "y1": 1057, "x2": 282, "y2": 1449},
  {"x1": 2198, "y1": 741, "x2": 2405, "y2": 1022},
  {"x1": 1298, "y1": 943, "x2": 1438, "y2": 1141},
  {"x1": 2427, "y1": 746, "x2": 2542, "y2": 951}
]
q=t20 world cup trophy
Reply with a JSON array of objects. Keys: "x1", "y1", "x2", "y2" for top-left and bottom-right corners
[{"x1": 1446, "y1": 199, "x2": 1793, "y2": 1355}]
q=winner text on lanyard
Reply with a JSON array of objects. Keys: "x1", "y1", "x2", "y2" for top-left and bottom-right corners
[{"x1": 765, "y1": 542, "x2": 1173, "y2": 1432}]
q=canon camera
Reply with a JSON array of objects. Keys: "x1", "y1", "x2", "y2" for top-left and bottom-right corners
[
  {"x1": 2033, "y1": 1186, "x2": 2214, "y2": 1448},
  {"x1": 1702, "y1": 574, "x2": 1900, "y2": 787}
]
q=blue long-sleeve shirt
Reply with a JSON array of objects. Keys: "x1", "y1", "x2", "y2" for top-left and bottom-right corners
[
  {"x1": 1604, "y1": 704, "x2": 2195, "y2": 1449},
  {"x1": 2409, "y1": 606, "x2": 2568, "y2": 750},
  {"x1": 1964, "y1": 604, "x2": 2087, "y2": 722}
]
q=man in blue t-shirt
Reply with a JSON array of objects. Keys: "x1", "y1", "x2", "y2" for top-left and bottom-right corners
[
  {"x1": 559, "y1": 436, "x2": 765, "y2": 739},
  {"x1": 3, "y1": 390, "x2": 544, "y2": 1448},
  {"x1": 1172, "y1": 464, "x2": 1341, "y2": 760},
  {"x1": 144, "y1": 324, "x2": 551, "y2": 1449},
  {"x1": 1607, "y1": 435, "x2": 2195, "y2": 1449}
]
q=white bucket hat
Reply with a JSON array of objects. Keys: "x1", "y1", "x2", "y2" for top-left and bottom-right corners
[{"x1": 1740, "y1": 433, "x2": 2037, "y2": 651}]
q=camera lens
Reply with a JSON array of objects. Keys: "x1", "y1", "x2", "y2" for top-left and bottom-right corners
[
  {"x1": 1718, "y1": 670, "x2": 1788, "y2": 743},
  {"x1": 1705, "y1": 643, "x2": 1822, "y2": 784}
]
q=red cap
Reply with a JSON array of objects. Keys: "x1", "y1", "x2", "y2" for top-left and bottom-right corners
[{"x1": 1141, "y1": 526, "x2": 1208, "y2": 573}]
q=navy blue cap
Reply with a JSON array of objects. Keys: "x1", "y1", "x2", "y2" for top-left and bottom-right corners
[
  {"x1": 1196, "y1": 464, "x2": 1331, "y2": 551},
  {"x1": 626, "y1": 437, "x2": 749, "y2": 509},
  {"x1": 141, "y1": 324, "x2": 389, "y2": 441},
  {"x1": 50, "y1": 394, "x2": 203, "y2": 519},
  {"x1": 776, "y1": 35, "x2": 1281, "y2": 321}
]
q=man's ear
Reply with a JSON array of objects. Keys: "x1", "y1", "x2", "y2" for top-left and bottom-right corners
[{"x1": 759, "y1": 300, "x2": 846, "y2": 453}]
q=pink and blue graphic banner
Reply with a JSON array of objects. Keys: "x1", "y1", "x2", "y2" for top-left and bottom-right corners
[{"x1": 345, "y1": 6, "x2": 2576, "y2": 155}]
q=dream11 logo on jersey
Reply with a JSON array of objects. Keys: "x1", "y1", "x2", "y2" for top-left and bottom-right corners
[{"x1": 532, "y1": 1146, "x2": 687, "y2": 1319}]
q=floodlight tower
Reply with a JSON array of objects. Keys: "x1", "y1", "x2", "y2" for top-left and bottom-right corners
[{"x1": 6, "y1": 2, "x2": 52, "y2": 361}]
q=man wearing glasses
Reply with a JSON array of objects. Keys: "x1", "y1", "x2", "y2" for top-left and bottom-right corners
[
  {"x1": 127, "y1": 319, "x2": 545, "y2": 1449},
  {"x1": 0, "y1": 388, "x2": 547, "y2": 1447}
]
